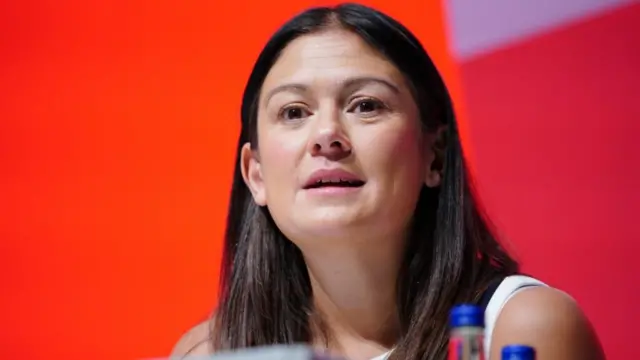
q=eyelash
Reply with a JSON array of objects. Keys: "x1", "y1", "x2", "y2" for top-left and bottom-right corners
[
  {"x1": 278, "y1": 104, "x2": 310, "y2": 122},
  {"x1": 348, "y1": 97, "x2": 387, "y2": 115},
  {"x1": 276, "y1": 97, "x2": 388, "y2": 122}
]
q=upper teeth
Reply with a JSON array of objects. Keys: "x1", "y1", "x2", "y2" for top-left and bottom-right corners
[{"x1": 316, "y1": 179, "x2": 355, "y2": 184}]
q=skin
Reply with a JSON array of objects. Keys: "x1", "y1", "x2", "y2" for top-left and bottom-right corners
[{"x1": 172, "y1": 29, "x2": 605, "y2": 360}]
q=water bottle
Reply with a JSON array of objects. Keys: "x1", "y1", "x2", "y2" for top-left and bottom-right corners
[
  {"x1": 449, "y1": 304, "x2": 485, "y2": 360},
  {"x1": 501, "y1": 344, "x2": 536, "y2": 360}
]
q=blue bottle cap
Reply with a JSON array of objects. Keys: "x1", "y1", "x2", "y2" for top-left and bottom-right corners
[
  {"x1": 449, "y1": 304, "x2": 484, "y2": 328},
  {"x1": 501, "y1": 344, "x2": 536, "y2": 360}
]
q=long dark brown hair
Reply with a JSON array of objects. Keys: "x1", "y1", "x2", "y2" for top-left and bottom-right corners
[{"x1": 210, "y1": 3, "x2": 518, "y2": 359}]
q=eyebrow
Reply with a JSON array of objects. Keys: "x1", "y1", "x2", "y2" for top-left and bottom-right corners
[{"x1": 263, "y1": 76, "x2": 400, "y2": 105}]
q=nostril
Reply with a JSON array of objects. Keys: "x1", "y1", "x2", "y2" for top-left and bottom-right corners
[{"x1": 310, "y1": 138, "x2": 352, "y2": 158}]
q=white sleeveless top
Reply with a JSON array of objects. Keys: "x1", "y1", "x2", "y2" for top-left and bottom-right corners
[{"x1": 370, "y1": 275, "x2": 547, "y2": 360}]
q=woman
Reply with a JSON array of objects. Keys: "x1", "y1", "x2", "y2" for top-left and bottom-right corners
[{"x1": 172, "y1": 3, "x2": 604, "y2": 359}]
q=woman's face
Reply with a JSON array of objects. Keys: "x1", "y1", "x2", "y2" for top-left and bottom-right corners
[{"x1": 242, "y1": 29, "x2": 440, "y2": 246}]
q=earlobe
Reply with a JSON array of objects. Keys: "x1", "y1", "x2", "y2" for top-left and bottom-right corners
[
  {"x1": 424, "y1": 169, "x2": 442, "y2": 188},
  {"x1": 240, "y1": 143, "x2": 267, "y2": 206}
]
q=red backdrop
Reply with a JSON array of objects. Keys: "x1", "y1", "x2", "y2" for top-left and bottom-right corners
[{"x1": 0, "y1": 1, "x2": 637, "y2": 359}]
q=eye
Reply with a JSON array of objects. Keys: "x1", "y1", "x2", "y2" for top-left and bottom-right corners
[
  {"x1": 279, "y1": 105, "x2": 311, "y2": 121},
  {"x1": 350, "y1": 98, "x2": 386, "y2": 116}
]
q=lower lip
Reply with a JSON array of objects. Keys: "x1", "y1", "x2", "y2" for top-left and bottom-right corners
[{"x1": 304, "y1": 186, "x2": 364, "y2": 196}]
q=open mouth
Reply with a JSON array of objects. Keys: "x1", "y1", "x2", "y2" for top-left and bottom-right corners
[
  {"x1": 304, "y1": 179, "x2": 366, "y2": 189},
  {"x1": 303, "y1": 169, "x2": 366, "y2": 192}
]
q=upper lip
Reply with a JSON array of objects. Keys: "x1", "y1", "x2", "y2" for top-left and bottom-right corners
[{"x1": 303, "y1": 168, "x2": 365, "y2": 189}]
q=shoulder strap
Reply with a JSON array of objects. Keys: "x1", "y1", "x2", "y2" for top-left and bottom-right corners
[
  {"x1": 482, "y1": 275, "x2": 547, "y2": 358},
  {"x1": 477, "y1": 277, "x2": 505, "y2": 309}
]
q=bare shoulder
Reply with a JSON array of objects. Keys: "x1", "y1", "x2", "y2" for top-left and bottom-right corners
[
  {"x1": 171, "y1": 321, "x2": 213, "y2": 358},
  {"x1": 490, "y1": 286, "x2": 605, "y2": 360}
]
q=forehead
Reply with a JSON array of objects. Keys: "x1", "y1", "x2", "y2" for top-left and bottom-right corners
[{"x1": 261, "y1": 29, "x2": 406, "y2": 93}]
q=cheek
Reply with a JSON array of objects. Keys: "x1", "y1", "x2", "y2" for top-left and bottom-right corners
[
  {"x1": 362, "y1": 124, "x2": 425, "y2": 182},
  {"x1": 257, "y1": 129, "x2": 305, "y2": 194},
  {"x1": 357, "y1": 123, "x2": 425, "y2": 229}
]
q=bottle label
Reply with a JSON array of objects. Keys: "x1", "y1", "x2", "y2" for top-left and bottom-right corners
[
  {"x1": 448, "y1": 338, "x2": 463, "y2": 360},
  {"x1": 448, "y1": 334, "x2": 484, "y2": 360}
]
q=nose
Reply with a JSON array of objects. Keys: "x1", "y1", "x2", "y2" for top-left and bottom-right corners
[{"x1": 308, "y1": 111, "x2": 352, "y2": 161}]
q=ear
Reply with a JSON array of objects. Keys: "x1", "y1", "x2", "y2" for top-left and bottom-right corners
[
  {"x1": 424, "y1": 125, "x2": 447, "y2": 188},
  {"x1": 240, "y1": 143, "x2": 267, "y2": 206}
]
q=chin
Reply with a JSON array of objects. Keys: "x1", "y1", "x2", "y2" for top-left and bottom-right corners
[
  {"x1": 311, "y1": 206, "x2": 368, "y2": 224},
  {"x1": 288, "y1": 211, "x2": 375, "y2": 240}
]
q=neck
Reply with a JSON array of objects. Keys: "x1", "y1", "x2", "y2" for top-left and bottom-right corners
[{"x1": 302, "y1": 241, "x2": 404, "y2": 356}]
